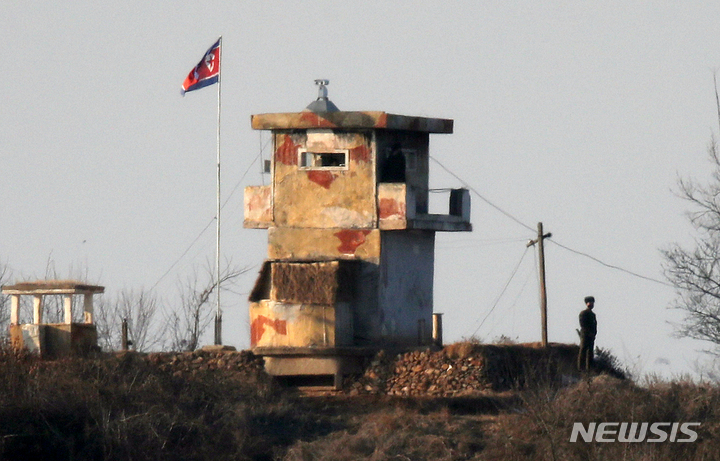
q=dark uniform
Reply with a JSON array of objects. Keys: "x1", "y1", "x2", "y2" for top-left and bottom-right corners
[{"x1": 578, "y1": 296, "x2": 597, "y2": 371}]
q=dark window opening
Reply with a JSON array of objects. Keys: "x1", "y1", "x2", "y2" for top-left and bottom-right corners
[
  {"x1": 379, "y1": 150, "x2": 406, "y2": 182},
  {"x1": 300, "y1": 151, "x2": 347, "y2": 169}
]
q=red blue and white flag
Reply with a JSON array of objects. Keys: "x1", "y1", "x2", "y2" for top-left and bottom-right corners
[{"x1": 181, "y1": 38, "x2": 221, "y2": 95}]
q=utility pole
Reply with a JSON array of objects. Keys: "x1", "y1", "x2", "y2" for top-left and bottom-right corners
[{"x1": 527, "y1": 222, "x2": 552, "y2": 347}]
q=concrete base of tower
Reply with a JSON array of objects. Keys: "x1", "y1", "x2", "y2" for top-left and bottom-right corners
[{"x1": 254, "y1": 346, "x2": 376, "y2": 390}]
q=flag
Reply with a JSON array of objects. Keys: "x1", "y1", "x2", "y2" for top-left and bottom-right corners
[{"x1": 181, "y1": 38, "x2": 221, "y2": 95}]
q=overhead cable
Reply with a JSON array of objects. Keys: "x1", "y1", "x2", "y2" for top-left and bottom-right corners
[
  {"x1": 150, "y1": 145, "x2": 268, "y2": 292},
  {"x1": 467, "y1": 246, "x2": 530, "y2": 338},
  {"x1": 430, "y1": 155, "x2": 672, "y2": 288},
  {"x1": 429, "y1": 155, "x2": 536, "y2": 233},
  {"x1": 549, "y1": 240, "x2": 672, "y2": 287}
]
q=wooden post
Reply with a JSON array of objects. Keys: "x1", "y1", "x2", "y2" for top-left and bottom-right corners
[
  {"x1": 122, "y1": 318, "x2": 129, "y2": 351},
  {"x1": 432, "y1": 313, "x2": 443, "y2": 347},
  {"x1": 537, "y1": 222, "x2": 548, "y2": 347},
  {"x1": 527, "y1": 222, "x2": 552, "y2": 347}
]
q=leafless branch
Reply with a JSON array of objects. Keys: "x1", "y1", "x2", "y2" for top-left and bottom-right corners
[
  {"x1": 164, "y1": 259, "x2": 249, "y2": 351},
  {"x1": 662, "y1": 74, "x2": 720, "y2": 352}
]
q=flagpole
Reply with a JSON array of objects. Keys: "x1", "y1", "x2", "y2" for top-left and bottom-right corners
[{"x1": 214, "y1": 35, "x2": 223, "y2": 346}]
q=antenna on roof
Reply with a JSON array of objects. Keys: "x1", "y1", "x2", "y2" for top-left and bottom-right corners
[
  {"x1": 315, "y1": 79, "x2": 329, "y2": 99},
  {"x1": 306, "y1": 79, "x2": 339, "y2": 113}
]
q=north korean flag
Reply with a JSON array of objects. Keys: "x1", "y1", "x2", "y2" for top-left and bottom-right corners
[{"x1": 181, "y1": 38, "x2": 221, "y2": 95}]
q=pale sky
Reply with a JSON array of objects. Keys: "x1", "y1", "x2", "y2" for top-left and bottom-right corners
[{"x1": 3, "y1": 1, "x2": 720, "y2": 377}]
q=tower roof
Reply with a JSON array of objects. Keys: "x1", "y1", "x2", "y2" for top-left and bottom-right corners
[
  {"x1": 251, "y1": 111, "x2": 453, "y2": 133},
  {"x1": 2, "y1": 280, "x2": 105, "y2": 295}
]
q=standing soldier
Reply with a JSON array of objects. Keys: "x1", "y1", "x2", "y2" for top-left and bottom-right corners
[{"x1": 578, "y1": 296, "x2": 597, "y2": 371}]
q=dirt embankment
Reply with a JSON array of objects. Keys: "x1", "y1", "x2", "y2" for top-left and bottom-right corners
[
  {"x1": 344, "y1": 342, "x2": 593, "y2": 396},
  {"x1": 133, "y1": 342, "x2": 614, "y2": 397},
  {"x1": 6, "y1": 343, "x2": 718, "y2": 461},
  {"x1": 143, "y1": 347, "x2": 265, "y2": 376}
]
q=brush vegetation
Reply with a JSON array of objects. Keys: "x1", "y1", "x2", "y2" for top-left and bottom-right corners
[{"x1": 0, "y1": 343, "x2": 718, "y2": 460}]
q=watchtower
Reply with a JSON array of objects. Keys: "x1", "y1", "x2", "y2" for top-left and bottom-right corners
[
  {"x1": 244, "y1": 81, "x2": 471, "y2": 385},
  {"x1": 2, "y1": 280, "x2": 104, "y2": 358}
]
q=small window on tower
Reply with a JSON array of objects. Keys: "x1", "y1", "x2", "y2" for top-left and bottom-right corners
[{"x1": 298, "y1": 149, "x2": 348, "y2": 169}]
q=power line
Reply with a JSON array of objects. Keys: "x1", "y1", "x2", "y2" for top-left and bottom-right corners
[
  {"x1": 430, "y1": 154, "x2": 673, "y2": 288},
  {"x1": 222, "y1": 138, "x2": 271, "y2": 210},
  {"x1": 429, "y1": 155, "x2": 536, "y2": 233},
  {"x1": 508, "y1": 263, "x2": 535, "y2": 335},
  {"x1": 549, "y1": 240, "x2": 672, "y2": 287},
  {"x1": 467, "y1": 246, "x2": 530, "y2": 338},
  {"x1": 150, "y1": 145, "x2": 268, "y2": 292},
  {"x1": 436, "y1": 236, "x2": 529, "y2": 250},
  {"x1": 149, "y1": 218, "x2": 215, "y2": 292}
]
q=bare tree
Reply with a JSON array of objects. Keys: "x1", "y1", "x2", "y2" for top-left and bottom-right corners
[
  {"x1": 662, "y1": 74, "x2": 720, "y2": 350},
  {"x1": 165, "y1": 261, "x2": 247, "y2": 351},
  {"x1": 94, "y1": 288, "x2": 163, "y2": 352},
  {"x1": 94, "y1": 294, "x2": 122, "y2": 351},
  {"x1": 117, "y1": 289, "x2": 162, "y2": 351},
  {"x1": 663, "y1": 144, "x2": 720, "y2": 348}
]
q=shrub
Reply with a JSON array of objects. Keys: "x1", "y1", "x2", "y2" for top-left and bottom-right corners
[
  {"x1": 481, "y1": 375, "x2": 720, "y2": 460},
  {"x1": 0, "y1": 347, "x2": 297, "y2": 460}
]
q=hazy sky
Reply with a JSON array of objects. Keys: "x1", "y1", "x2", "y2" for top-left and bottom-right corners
[{"x1": 3, "y1": 1, "x2": 720, "y2": 377}]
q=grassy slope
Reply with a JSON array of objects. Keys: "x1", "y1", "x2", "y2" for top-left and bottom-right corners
[{"x1": 0, "y1": 345, "x2": 718, "y2": 461}]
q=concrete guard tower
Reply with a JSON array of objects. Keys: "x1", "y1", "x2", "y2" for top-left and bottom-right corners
[
  {"x1": 244, "y1": 81, "x2": 471, "y2": 386},
  {"x1": 2, "y1": 280, "x2": 104, "y2": 358}
]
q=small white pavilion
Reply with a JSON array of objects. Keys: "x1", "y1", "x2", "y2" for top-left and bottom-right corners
[{"x1": 2, "y1": 280, "x2": 104, "y2": 357}]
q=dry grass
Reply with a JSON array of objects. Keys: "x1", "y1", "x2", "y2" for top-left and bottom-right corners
[
  {"x1": 0, "y1": 346, "x2": 305, "y2": 460},
  {"x1": 282, "y1": 398, "x2": 491, "y2": 461},
  {"x1": 480, "y1": 375, "x2": 720, "y2": 461},
  {"x1": 1, "y1": 342, "x2": 719, "y2": 460}
]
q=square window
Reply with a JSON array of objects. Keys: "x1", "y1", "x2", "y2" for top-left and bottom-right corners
[{"x1": 298, "y1": 149, "x2": 348, "y2": 169}]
